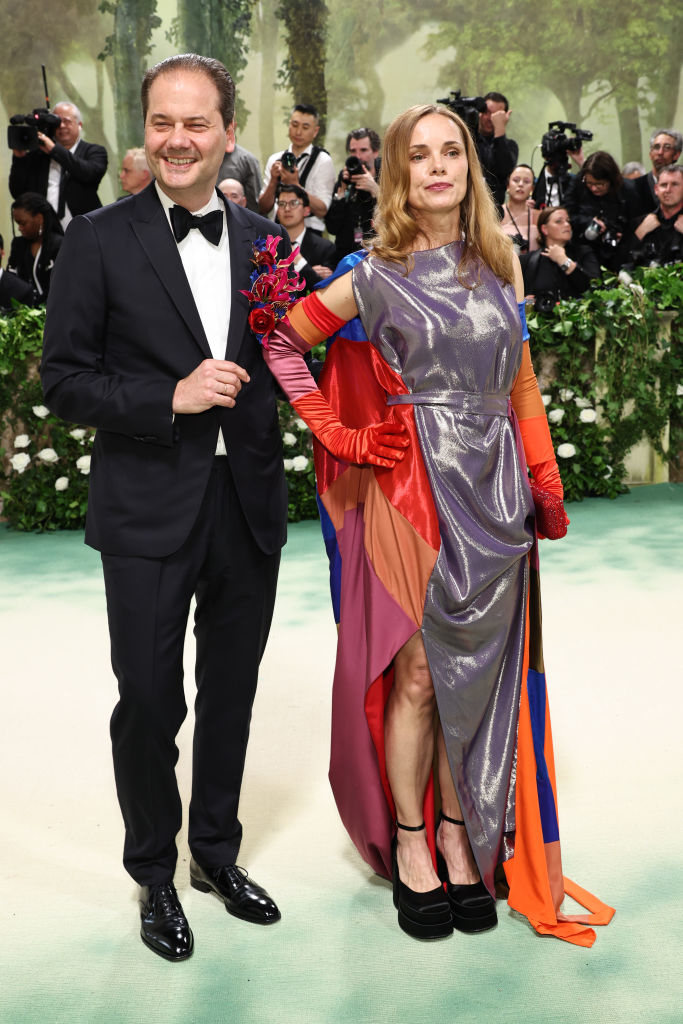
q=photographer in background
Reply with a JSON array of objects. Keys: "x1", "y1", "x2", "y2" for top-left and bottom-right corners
[
  {"x1": 520, "y1": 206, "x2": 600, "y2": 312},
  {"x1": 325, "y1": 128, "x2": 380, "y2": 263},
  {"x1": 631, "y1": 164, "x2": 683, "y2": 268},
  {"x1": 0, "y1": 232, "x2": 35, "y2": 310},
  {"x1": 476, "y1": 92, "x2": 518, "y2": 208},
  {"x1": 259, "y1": 104, "x2": 335, "y2": 235},
  {"x1": 9, "y1": 101, "x2": 108, "y2": 229},
  {"x1": 631, "y1": 129, "x2": 682, "y2": 219},
  {"x1": 119, "y1": 147, "x2": 151, "y2": 196},
  {"x1": 566, "y1": 151, "x2": 637, "y2": 271}
]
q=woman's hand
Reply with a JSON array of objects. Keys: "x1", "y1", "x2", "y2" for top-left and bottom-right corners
[{"x1": 542, "y1": 243, "x2": 567, "y2": 266}]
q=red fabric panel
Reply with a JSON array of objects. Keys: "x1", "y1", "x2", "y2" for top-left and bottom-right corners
[{"x1": 299, "y1": 290, "x2": 348, "y2": 336}]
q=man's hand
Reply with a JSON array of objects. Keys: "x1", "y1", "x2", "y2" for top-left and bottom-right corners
[
  {"x1": 350, "y1": 168, "x2": 379, "y2": 196},
  {"x1": 674, "y1": 214, "x2": 683, "y2": 235},
  {"x1": 12, "y1": 148, "x2": 28, "y2": 158},
  {"x1": 312, "y1": 265, "x2": 333, "y2": 278},
  {"x1": 569, "y1": 147, "x2": 585, "y2": 168},
  {"x1": 491, "y1": 108, "x2": 511, "y2": 137},
  {"x1": 635, "y1": 213, "x2": 660, "y2": 241},
  {"x1": 36, "y1": 131, "x2": 55, "y2": 155},
  {"x1": 172, "y1": 359, "x2": 250, "y2": 414},
  {"x1": 279, "y1": 166, "x2": 300, "y2": 187}
]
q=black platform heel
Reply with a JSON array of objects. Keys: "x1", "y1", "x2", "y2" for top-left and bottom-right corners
[
  {"x1": 392, "y1": 821, "x2": 453, "y2": 940},
  {"x1": 435, "y1": 813, "x2": 498, "y2": 934}
]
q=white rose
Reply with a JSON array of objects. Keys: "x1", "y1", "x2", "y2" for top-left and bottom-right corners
[
  {"x1": 541, "y1": 394, "x2": 551, "y2": 407},
  {"x1": 603, "y1": 465, "x2": 613, "y2": 479},
  {"x1": 10, "y1": 452, "x2": 31, "y2": 473},
  {"x1": 76, "y1": 454, "x2": 91, "y2": 475},
  {"x1": 557, "y1": 443, "x2": 576, "y2": 458},
  {"x1": 558, "y1": 388, "x2": 574, "y2": 402},
  {"x1": 294, "y1": 418, "x2": 309, "y2": 431},
  {"x1": 14, "y1": 434, "x2": 30, "y2": 448},
  {"x1": 548, "y1": 408, "x2": 565, "y2": 424},
  {"x1": 32, "y1": 405, "x2": 50, "y2": 418},
  {"x1": 579, "y1": 408, "x2": 597, "y2": 423},
  {"x1": 283, "y1": 458, "x2": 295, "y2": 471},
  {"x1": 69, "y1": 428, "x2": 87, "y2": 440},
  {"x1": 282, "y1": 432, "x2": 297, "y2": 446},
  {"x1": 55, "y1": 476, "x2": 69, "y2": 491},
  {"x1": 618, "y1": 270, "x2": 633, "y2": 286},
  {"x1": 676, "y1": 384, "x2": 683, "y2": 397},
  {"x1": 574, "y1": 396, "x2": 592, "y2": 409},
  {"x1": 630, "y1": 283, "x2": 644, "y2": 296},
  {"x1": 292, "y1": 455, "x2": 309, "y2": 472},
  {"x1": 37, "y1": 447, "x2": 59, "y2": 463}
]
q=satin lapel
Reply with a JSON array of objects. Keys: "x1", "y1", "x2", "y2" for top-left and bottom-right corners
[
  {"x1": 130, "y1": 185, "x2": 212, "y2": 359},
  {"x1": 224, "y1": 197, "x2": 257, "y2": 363}
]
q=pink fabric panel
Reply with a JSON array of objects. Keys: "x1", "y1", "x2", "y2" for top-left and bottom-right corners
[{"x1": 261, "y1": 323, "x2": 318, "y2": 402}]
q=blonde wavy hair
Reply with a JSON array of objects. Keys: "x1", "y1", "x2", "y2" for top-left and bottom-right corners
[{"x1": 370, "y1": 104, "x2": 514, "y2": 286}]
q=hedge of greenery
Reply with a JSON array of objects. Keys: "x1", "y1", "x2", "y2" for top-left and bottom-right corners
[{"x1": 1, "y1": 265, "x2": 680, "y2": 531}]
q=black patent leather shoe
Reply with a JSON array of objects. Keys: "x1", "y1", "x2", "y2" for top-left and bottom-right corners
[
  {"x1": 436, "y1": 814, "x2": 498, "y2": 934},
  {"x1": 392, "y1": 825, "x2": 453, "y2": 941},
  {"x1": 139, "y1": 882, "x2": 194, "y2": 961},
  {"x1": 190, "y1": 859, "x2": 281, "y2": 925}
]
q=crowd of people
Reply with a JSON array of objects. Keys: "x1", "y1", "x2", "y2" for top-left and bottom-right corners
[{"x1": 2, "y1": 91, "x2": 681, "y2": 312}]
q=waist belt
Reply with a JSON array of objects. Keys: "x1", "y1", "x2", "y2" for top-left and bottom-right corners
[{"x1": 387, "y1": 391, "x2": 511, "y2": 417}]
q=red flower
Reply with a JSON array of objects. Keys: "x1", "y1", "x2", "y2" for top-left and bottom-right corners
[{"x1": 248, "y1": 306, "x2": 276, "y2": 339}]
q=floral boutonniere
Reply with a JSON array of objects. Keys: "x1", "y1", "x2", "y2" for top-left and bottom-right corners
[{"x1": 241, "y1": 234, "x2": 305, "y2": 347}]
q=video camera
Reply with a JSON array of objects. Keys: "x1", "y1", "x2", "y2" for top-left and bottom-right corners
[
  {"x1": 436, "y1": 91, "x2": 487, "y2": 138},
  {"x1": 7, "y1": 66, "x2": 59, "y2": 152},
  {"x1": 541, "y1": 121, "x2": 593, "y2": 171},
  {"x1": 8, "y1": 109, "x2": 60, "y2": 151}
]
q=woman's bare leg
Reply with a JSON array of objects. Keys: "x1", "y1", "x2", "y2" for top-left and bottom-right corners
[
  {"x1": 436, "y1": 725, "x2": 481, "y2": 884},
  {"x1": 385, "y1": 630, "x2": 440, "y2": 892}
]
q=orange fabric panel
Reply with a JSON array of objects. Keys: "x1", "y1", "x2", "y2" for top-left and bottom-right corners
[
  {"x1": 288, "y1": 300, "x2": 328, "y2": 347},
  {"x1": 518, "y1": 415, "x2": 556, "y2": 467}
]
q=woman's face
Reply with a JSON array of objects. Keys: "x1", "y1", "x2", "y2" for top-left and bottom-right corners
[
  {"x1": 12, "y1": 208, "x2": 42, "y2": 240},
  {"x1": 507, "y1": 167, "x2": 534, "y2": 202},
  {"x1": 583, "y1": 174, "x2": 611, "y2": 197},
  {"x1": 407, "y1": 114, "x2": 469, "y2": 219},
  {"x1": 542, "y1": 209, "x2": 572, "y2": 246}
]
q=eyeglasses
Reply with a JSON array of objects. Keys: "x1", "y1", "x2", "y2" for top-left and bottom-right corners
[
  {"x1": 278, "y1": 199, "x2": 303, "y2": 209},
  {"x1": 650, "y1": 143, "x2": 676, "y2": 152}
]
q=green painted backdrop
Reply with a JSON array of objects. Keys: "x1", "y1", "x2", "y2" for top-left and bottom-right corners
[{"x1": 1, "y1": 0, "x2": 681, "y2": 247}]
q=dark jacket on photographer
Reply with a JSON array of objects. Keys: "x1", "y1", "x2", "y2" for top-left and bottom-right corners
[
  {"x1": 630, "y1": 206, "x2": 683, "y2": 268},
  {"x1": 532, "y1": 165, "x2": 576, "y2": 208},
  {"x1": 9, "y1": 139, "x2": 108, "y2": 221},
  {"x1": 325, "y1": 158, "x2": 381, "y2": 263},
  {"x1": 520, "y1": 242, "x2": 600, "y2": 307},
  {"x1": 565, "y1": 177, "x2": 638, "y2": 271},
  {"x1": 476, "y1": 134, "x2": 518, "y2": 207}
]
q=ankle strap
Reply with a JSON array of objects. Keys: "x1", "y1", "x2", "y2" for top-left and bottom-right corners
[
  {"x1": 440, "y1": 813, "x2": 465, "y2": 826},
  {"x1": 396, "y1": 820, "x2": 425, "y2": 832}
]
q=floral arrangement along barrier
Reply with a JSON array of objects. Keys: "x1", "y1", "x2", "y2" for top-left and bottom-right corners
[{"x1": 1, "y1": 265, "x2": 680, "y2": 530}]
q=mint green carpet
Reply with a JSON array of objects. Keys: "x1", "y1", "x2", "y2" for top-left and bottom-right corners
[{"x1": 1, "y1": 485, "x2": 681, "y2": 1024}]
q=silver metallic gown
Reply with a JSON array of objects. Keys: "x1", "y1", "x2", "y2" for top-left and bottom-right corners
[{"x1": 352, "y1": 242, "x2": 535, "y2": 891}]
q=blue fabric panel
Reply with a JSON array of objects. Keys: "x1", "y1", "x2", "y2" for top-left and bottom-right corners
[
  {"x1": 517, "y1": 301, "x2": 530, "y2": 342},
  {"x1": 527, "y1": 668, "x2": 560, "y2": 843}
]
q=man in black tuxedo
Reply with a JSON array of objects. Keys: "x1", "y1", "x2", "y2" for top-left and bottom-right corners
[
  {"x1": 276, "y1": 184, "x2": 336, "y2": 290},
  {"x1": 9, "y1": 101, "x2": 107, "y2": 229},
  {"x1": 41, "y1": 55, "x2": 289, "y2": 962}
]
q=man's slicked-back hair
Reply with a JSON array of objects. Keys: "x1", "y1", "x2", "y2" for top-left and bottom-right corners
[
  {"x1": 483, "y1": 91, "x2": 510, "y2": 112},
  {"x1": 141, "y1": 54, "x2": 235, "y2": 127}
]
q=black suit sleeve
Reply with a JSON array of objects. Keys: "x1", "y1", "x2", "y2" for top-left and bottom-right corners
[
  {"x1": 41, "y1": 216, "x2": 176, "y2": 444},
  {"x1": 50, "y1": 141, "x2": 108, "y2": 186}
]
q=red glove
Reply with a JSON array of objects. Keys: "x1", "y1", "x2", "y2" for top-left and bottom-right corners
[{"x1": 293, "y1": 390, "x2": 409, "y2": 468}]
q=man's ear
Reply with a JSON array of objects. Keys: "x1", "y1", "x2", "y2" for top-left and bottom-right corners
[
  {"x1": 303, "y1": 206, "x2": 311, "y2": 218},
  {"x1": 312, "y1": 123, "x2": 320, "y2": 140},
  {"x1": 225, "y1": 121, "x2": 236, "y2": 154}
]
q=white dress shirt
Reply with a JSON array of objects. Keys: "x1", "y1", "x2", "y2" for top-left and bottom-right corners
[
  {"x1": 261, "y1": 143, "x2": 335, "y2": 232},
  {"x1": 48, "y1": 138, "x2": 81, "y2": 230},
  {"x1": 156, "y1": 183, "x2": 231, "y2": 455}
]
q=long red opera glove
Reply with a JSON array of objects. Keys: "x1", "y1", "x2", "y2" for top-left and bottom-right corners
[
  {"x1": 262, "y1": 293, "x2": 409, "y2": 468},
  {"x1": 292, "y1": 389, "x2": 409, "y2": 468}
]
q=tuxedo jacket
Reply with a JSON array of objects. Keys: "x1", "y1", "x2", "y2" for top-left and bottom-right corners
[
  {"x1": 630, "y1": 172, "x2": 658, "y2": 220},
  {"x1": 10, "y1": 139, "x2": 108, "y2": 217},
  {"x1": 298, "y1": 230, "x2": 337, "y2": 289},
  {"x1": 41, "y1": 183, "x2": 289, "y2": 559}
]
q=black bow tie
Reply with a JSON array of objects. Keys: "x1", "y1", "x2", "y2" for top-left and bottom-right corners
[{"x1": 170, "y1": 205, "x2": 223, "y2": 245}]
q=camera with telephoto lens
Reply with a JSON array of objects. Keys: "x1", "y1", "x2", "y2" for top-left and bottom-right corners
[
  {"x1": 534, "y1": 290, "x2": 558, "y2": 315},
  {"x1": 436, "y1": 90, "x2": 487, "y2": 138},
  {"x1": 281, "y1": 151, "x2": 297, "y2": 173},
  {"x1": 342, "y1": 154, "x2": 366, "y2": 200},
  {"x1": 8, "y1": 108, "x2": 61, "y2": 151},
  {"x1": 541, "y1": 121, "x2": 593, "y2": 171},
  {"x1": 585, "y1": 216, "x2": 624, "y2": 247}
]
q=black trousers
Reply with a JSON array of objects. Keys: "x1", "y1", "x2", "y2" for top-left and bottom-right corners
[{"x1": 102, "y1": 459, "x2": 281, "y2": 886}]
